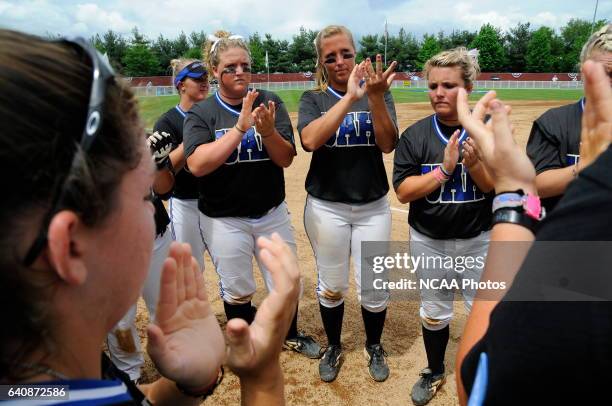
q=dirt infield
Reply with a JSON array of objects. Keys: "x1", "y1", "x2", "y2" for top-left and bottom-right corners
[{"x1": 135, "y1": 100, "x2": 569, "y2": 405}]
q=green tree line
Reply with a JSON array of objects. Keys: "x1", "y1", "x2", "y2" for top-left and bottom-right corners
[{"x1": 87, "y1": 19, "x2": 607, "y2": 77}]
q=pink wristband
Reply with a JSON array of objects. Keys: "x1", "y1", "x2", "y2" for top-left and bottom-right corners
[{"x1": 432, "y1": 166, "x2": 449, "y2": 184}]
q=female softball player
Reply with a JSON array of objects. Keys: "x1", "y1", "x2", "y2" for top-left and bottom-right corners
[
  {"x1": 183, "y1": 31, "x2": 321, "y2": 359},
  {"x1": 154, "y1": 58, "x2": 209, "y2": 270},
  {"x1": 106, "y1": 130, "x2": 175, "y2": 381},
  {"x1": 298, "y1": 25, "x2": 398, "y2": 383},
  {"x1": 527, "y1": 24, "x2": 611, "y2": 214},
  {"x1": 392, "y1": 48, "x2": 493, "y2": 405}
]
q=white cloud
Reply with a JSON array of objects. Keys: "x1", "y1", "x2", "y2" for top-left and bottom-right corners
[
  {"x1": 74, "y1": 3, "x2": 134, "y2": 34},
  {"x1": 0, "y1": 0, "x2": 606, "y2": 40},
  {"x1": 0, "y1": 1, "x2": 72, "y2": 36}
]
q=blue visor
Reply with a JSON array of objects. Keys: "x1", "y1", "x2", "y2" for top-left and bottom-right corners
[{"x1": 174, "y1": 61, "x2": 207, "y2": 87}]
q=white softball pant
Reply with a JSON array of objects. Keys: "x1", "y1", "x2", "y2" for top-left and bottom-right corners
[
  {"x1": 106, "y1": 227, "x2": 172, "y2": 380},
  {"x1": 169, "y1": 197, "x2": 206, "y2": 271},
  {"x1": 304, "y1": 194, "x2": 391, "y2": 313},
  {"x1": 409, "y1": 226, "x2": 490, "y2": 331},
  {"x1": 199, "y1": 202, "x2": 297, "y2": 304}
]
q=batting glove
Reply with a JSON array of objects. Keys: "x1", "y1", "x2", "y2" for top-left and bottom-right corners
[{"x1": 147, "y1": 131, "x2": 173, "y2": 169}]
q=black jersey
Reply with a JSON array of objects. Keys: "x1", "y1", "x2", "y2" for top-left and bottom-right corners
[
  {"x1": 526, "y1": 99, "x2": 583, "y2": 213},
  {"x1": 297, "y1": 87, "x2": 397, "y2": 204},
  {"x1": 153, "y1": 195, "x2": 170, "y2": 236},
  {"x1": 461, "y1": 145, "x2": 612, "y2": 405},
  {"x1": 392, "y1": 114, "x2": 493, "y2": 239},
  {"x1": 154, "y1": 106, "x2": 199, "y2": 200},
  {"x1": 183, "y1": 89, "x2": 295, "y2": 218}
]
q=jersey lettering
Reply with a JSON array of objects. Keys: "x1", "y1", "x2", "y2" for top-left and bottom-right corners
[
  {"x1": 566, "y1": 154, "x2": 580, "y2": 166},
  {"x1": 324, "y1": 111, "x2": 375, "y2": 148},
  {"x1": 215, "y1": 127, "x2": 270, "y2": 164},
  {"x1": 421, "y1": 163, "x2": 485, "y2": 203}
]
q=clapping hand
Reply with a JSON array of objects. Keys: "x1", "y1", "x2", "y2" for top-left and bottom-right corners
[
  {"x1": 146, "y1": 242, "x2": 225, "y2": 389},
  {"x1": 236, "y1": 89, "x2": 259, "y2": 133},
  {"x1": 578, "y1": 60, "x2": 612, "y2": 170},
  {"x1": 225, "y1": 233, "x2": 300, "y2": 383},
  {"x1": 457, "y1": 89, "x2": 536, "y2": 194},
  {"x1": 252, "y1": 101, "x2": 276, "y2": 139}
]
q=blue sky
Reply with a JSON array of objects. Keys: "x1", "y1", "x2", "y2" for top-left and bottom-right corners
[{"x1": 0, "y1": 0, "x2": 609, "y2": 40}]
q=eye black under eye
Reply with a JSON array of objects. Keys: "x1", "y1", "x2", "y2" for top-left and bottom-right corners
[
  {"x1": 222, "y1": 64, "x2": 251, "y2": 74},
  {"x1": 324, "y1": 52, "x2": 354, "y2": 64}
]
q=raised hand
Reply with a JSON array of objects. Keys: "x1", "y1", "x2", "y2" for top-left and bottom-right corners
[
  {"x1": 236, "y1": 89, "x2": 259, "y2": 133},
  {"x1": 146, "y1": 242, "x2": 225, "y2": 389},
  {"x1": 457, "y1": 89, "x2": 536, "y2": 193},
  {"x1": 579, "y1": 60, "x2": 612, "y2": 170},
  {"x1": 462, "y1": 137, "x2": 480, "y2": 169},
  {"x1": 346, "y1": 61, "x2": 367, "y2": 101},
  {"x1": 226, "y1": 233, "x2": 300, "y2": 382},
  {"x1": 252, "y1": 100, "x2": 276, "y2": 138},
  {"x1": 364, "y1": 54, "x2": 397, "y2": 98},
  {"x1": 443, "y1": 130, "x2": 461, "y2": 175}
]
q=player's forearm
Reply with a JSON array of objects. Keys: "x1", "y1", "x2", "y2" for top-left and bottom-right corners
[
  {"x1": 261, "y1": 130, "x2": 294, "y2": 168},
  {"x1": 455, "y1": 223, "x2": 534, "y2": 406},
  {"x1": 139, "y1": 378, "x2": 202, "y2": 406},
  {"x1": 535, "y1": 166, "x2": 575, "y2": 198},
  {"x1": 153, "y1": 169, "x2": 174, "y2": 195},
  {"x1": 395, "y1": 172, "x2": 443, "y2": 203},
  {"x1": 368, "y1": 95, "x2": 397, "y2": 153},
  {"x1": 187, "y1": 130, "x2": 243, "y2": 177},
  {"x1": 467, "y1": 162, "x2": 494, "y2": 193},
  {"x1": 239, "y1": 365, "x2": 285, "y2": 406},
  {"x1": 169, "y1": 144, "x2": 186, "y2": 171},
  {"x1": 300, "y1": 95, "x2": 356, "y2": 151}
]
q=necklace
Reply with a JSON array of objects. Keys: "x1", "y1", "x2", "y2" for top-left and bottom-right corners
[{"x1": 18, "y1": 362, "x2": 69, "y2": 380}]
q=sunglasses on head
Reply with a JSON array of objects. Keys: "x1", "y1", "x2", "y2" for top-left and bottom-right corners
[{"x1": 22, "y1": 37, "x2": 115, "y2": 266}]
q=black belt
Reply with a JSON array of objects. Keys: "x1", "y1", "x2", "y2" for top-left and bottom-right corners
[{"x1": 245, "y1": 206, "x2": 276, "y2": 220}]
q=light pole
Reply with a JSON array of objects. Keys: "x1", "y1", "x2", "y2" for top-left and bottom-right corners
[{"x1": 591, "y1": 0, "x2": 600, "y2": 34}]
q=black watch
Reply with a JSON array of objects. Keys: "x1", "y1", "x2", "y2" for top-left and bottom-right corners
[{"x1": 492, "y1": 208, "x2": 537, "y2": 232}]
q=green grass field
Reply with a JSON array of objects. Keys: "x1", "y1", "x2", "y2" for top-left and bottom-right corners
[{"x1": 139, "y1": 88, "x2": 583, "y2": 129}]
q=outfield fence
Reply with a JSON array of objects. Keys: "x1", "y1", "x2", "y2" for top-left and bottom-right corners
[{"x1": 133, "y1": 79, "x2": 584, "y2": 97}]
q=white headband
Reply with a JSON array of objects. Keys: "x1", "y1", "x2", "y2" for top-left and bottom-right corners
[
  {"x1": 467, "y1": 48, "x2": 479, "y2": 61},
  {"x1": 208, "y1": 34, "x2": 245, "y2": 55}
]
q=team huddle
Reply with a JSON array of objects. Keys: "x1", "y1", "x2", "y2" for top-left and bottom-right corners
[
  {"x1": 1, "y1": 21, "x2": 607, "y2": 406},
  {"x1": 101, "y1": 24, "x2": 612, "y2": 405}
]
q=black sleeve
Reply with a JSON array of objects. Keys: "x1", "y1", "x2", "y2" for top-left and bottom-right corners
[
  {"x1": 297, "y1": 91, "x2": 321, "y2": 135},
  {"x1": 184, "y1": 104, "x2": 214, "y2": 158},
  {"x1": 153, "y1": 115, "x2": 181, "y2": 147},
  {"x1": 526, "y1": 119, "x2": 563, "y2": 173},
  {"x1": 392, "y1": 128, "x2": 422, "y2": 189},
  {"x1": 461, "y1": 146, "x2": 612, "y2": 403},
  {"x1": 383, "y1": 90, "x2": 398, "y2": 132}
]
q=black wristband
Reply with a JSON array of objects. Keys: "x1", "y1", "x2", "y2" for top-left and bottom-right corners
[
  {"x1": 492, "y1": 208, "x2": 536, "y2": 232},
  {"x1": 176, "y1": 366, "x2": 224, "y2": 399},
  {"x1": 440, "y1": 165, "x2": 452, "y2": 177}
]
